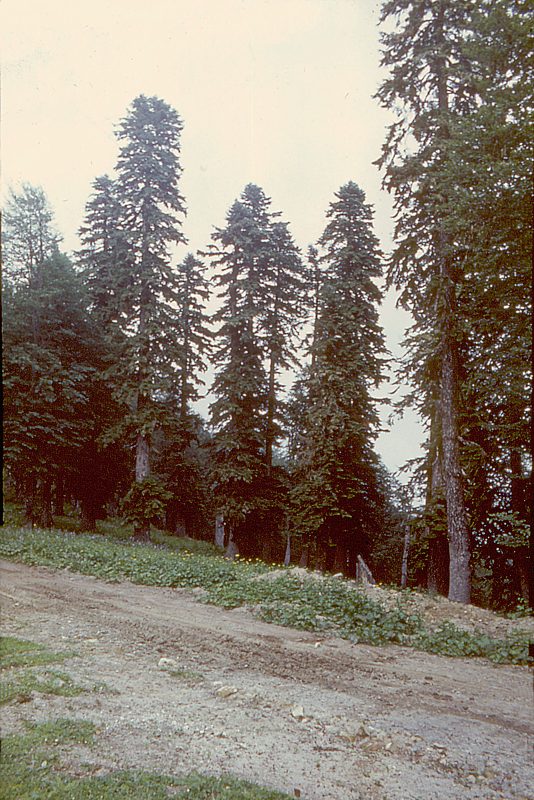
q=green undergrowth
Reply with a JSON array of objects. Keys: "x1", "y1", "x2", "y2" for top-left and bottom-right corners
[
  {"x1": 0, "y1": 525, "x2": 530, "y2": 664},
  {"x1": 2, "y1": 503, "x2": 217, "y2": 556},
  {"x1": 2, "y1": 718, "x2": 292, "y2": 800},
  {"x1": 0, "y1": 636, "x2": 83, "y2": 706}
]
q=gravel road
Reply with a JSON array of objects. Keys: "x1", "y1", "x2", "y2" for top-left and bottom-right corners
[{"x1": 1, "y1": 559, "x2": 532, "y2": 800}]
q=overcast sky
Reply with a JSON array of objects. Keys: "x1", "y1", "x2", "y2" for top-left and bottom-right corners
[{"x1": 2, "y1": 0, "x2": 424, "y2": 479}]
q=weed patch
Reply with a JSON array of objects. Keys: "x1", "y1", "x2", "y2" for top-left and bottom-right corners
[
  {"x1": 0, "y1": 636, "x2": 70, "y2": 670},
  {"x1": 1, "y1": 668, "x2": 84, "y2": 705},
  {"x1": 0, "y1": 636, "x2": 83, "y2": 705},
  {"x1": 168, "y1": 668, "x2": 205, "y2": 683}
]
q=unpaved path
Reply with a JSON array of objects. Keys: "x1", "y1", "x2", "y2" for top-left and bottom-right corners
[{"x1": 1, "y1": 560, "x2": 533, "y2": 800}]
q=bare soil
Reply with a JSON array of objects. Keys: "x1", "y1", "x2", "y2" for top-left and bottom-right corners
[{"x1": 1, "y1": 559, "x2": 533, "y2": 800}]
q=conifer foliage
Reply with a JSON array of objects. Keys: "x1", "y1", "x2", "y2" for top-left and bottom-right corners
[
  {"x1": 208, "y1": 184, "x2": 305, "y2": 555},
  {"x1": 376, "y1": 0, "x2": 532, "y2": 603},
  {"x1": 78, "y1": 175, "x2": 127, "y2": 328},
  {"x1": 78, "y1": 95, "x2": 189, "y2": 537},
  {"x1": 290, "y1": 182, "x2": 387, "y2": 573},
  {"x1": 113, "y1": 96, "x2": 187, "y2": 488}
]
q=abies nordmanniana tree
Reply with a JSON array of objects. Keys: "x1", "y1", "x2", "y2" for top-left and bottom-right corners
[
  {"x1": 208, "y1": 184, "x2": 305, "y2": 556},
  {"x1": 376, "y1": 0, "x2": 532, "y2": 604},
  {"x1": 78, "y1": 174, "x2": 130, "y2": 328},
  {"x1": 376, "y1": 0, "x2": 476, "y2": 604},
  {"x1": 444, "y1": 2, "x2": 532, "y2": 605},
  {"x1": 113, "y1": 96, "x2": 187, "y2": 488},
  {"x1": 174, "y1": 253, "x2": 212, "y2": 423},
  {"x1": 263, "y1": 220, "x2": 306, "y2": 468},
  {"x1": 289, "y1": 182, "x2": 387, "y2": 574},
  {"x1": 149, "y1": 252, "x2": 213, "y2": 539},
  {"x1": 208, "y1": 187, "x2": 271, "y2": 551},
  {"x1": 79, "y1": 96, "x2": 189, "y2": 536}
]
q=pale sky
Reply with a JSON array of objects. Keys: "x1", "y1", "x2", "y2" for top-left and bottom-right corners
[{"x1": 1, "y1": 0, "x2": 424, "y2": 479}]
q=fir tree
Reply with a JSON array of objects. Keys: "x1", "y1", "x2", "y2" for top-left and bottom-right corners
[
  {"x1": 376, "y1": 0, "x2": 479, "y2": 603},
  {"x1": 291, "y1": 182, "x2": 387, "y2": 574},
  {"x1": 208, "y1": 184, "x2": 307, "y2": 555},
  {"x1": 114, "y1": 96, "x2": 186, "y2": 495},
  {"x1": 208, "y1": 190, "x2": 269, "y2": 549},
  {"x1": 174, "y1": 253, "x2": 212, "y2": 422},
  {"x1": 262, "y1": 220, "x2": 305, "y2": 468},
  {"x1": 376, "y1": 0, "x2": 532, "y2": 603},
  {"x1": 79, "y1": 96, "x2": 188, "y2": 537},
  {"x1": 78, "y1": 175, "x2": 130, "y2": 328}
]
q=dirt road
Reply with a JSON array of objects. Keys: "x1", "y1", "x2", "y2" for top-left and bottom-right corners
[{"x1": 1, "y1": 559, "x2": 532, "y2": 799}]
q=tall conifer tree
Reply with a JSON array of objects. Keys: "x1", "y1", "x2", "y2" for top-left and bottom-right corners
[
  {"x1": 175, "y1": 253, "x2": 212, "y2": 422},
  {"x1": 376, "y1": 0, "x2": 532, "y2": 603},
  {"x1": 376, "y1": 0, "x2": 478, "y2": 602},
  {"x1": 208, "y1": 184, "x2": 306, "y2": 554},
  {"x1": 208, "y1": 188, "x2": 270, "y2": 547},
  {"x1": 291, "y1": 182, "x2": 387, "y2": 573},
  {"x1": 113, "y1": 95, "x2": 187, "y2": 500}
]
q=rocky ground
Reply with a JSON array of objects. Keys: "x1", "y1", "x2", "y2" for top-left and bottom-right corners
[{"x1": 1, "y1": 559, "x2": 533, "y2": 800}]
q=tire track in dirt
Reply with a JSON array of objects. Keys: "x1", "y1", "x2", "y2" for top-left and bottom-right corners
[{"x1": 1, "y1": 559, "x2": 532, "y2": 800}]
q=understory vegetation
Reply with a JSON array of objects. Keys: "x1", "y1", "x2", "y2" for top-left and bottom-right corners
[{"x1": 0, "y1": 523, "x2": 529, "y2": 665}]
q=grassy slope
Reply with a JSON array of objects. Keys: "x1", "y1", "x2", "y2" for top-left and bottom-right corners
[{"x1": 0, "y1": 521, "x2": 530, "y2": 664}]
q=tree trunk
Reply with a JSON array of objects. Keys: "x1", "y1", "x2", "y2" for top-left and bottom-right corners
[
  {"x1": 324, "y1": 539, "x2": 336, "y2": 573},
  {"x1": 332, "y1": 534, "x2": 348, "y2": 574},
  {"x1": 134, "y1": 265, "x2": 152, "y2": 539},
  {"x1": 261, "y1": 536, "x2": 273, "y2": 563},
  {"x1": 133, "y1": 431, "x2": 150, "y2": 539},
  {"x1": 425, "y1": 428, "x2": 449, "y2": 594},
  {"x1": 265, "y1": 355, "x2": 277, "y2": 469},
  {"x1": 356, "y1": 555, "x2": 375, "y2": 585},
  {"x1": 510, "y1": 448, "x2": 530, "y2": 603},
  {"x1": 401, "y1": 523, "x2": 410, "y2": 588},
  {"x1": 80, "y1": 502, "x2": 97, "y2": 532},
  {"x1": 215, "y1": 514, "x2": 225, "y2": 549},
  {"x1": 299, "y1": 545, "x2": 309, "y2": 568},
  {"x1": 135, "y1": 432, "x2": 150, "y2": 482},
  {"x1": 441, "y1": 332, "x2": 470, "y2": 603},
  {"x1": 225, "y1": 526, "x2": 239, "y2": 559},
  {"x1": 347, "y1": 544, "x2": 357, "y2": 581},
  {"x1": 490, "y1": 547, "x2": 509, "y2": 609},
  {"x1": 53, "y1": 473, "x2": 64, "y2": 516},
  {"x1": 284, "y1": 532, "x2": 291, "y2": 567},
  {"x1": 427, "y1": 535, "x2": 449, "y2": 595},
  {"x1": 265, "y1": 264, "x2": 282, "y2": 470},
  {"x1": 35, "y1": 479, "x2": 53, "y2": 528},
  {"x1": 434, "y1": 1, "x2": 470, "y2": 604},
  {"x1": 513, "y1": 548, "x2": 530, "y2": 604},
  {"x1": 24, "y1": 475, "x2": 37, "y2": 526}
]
